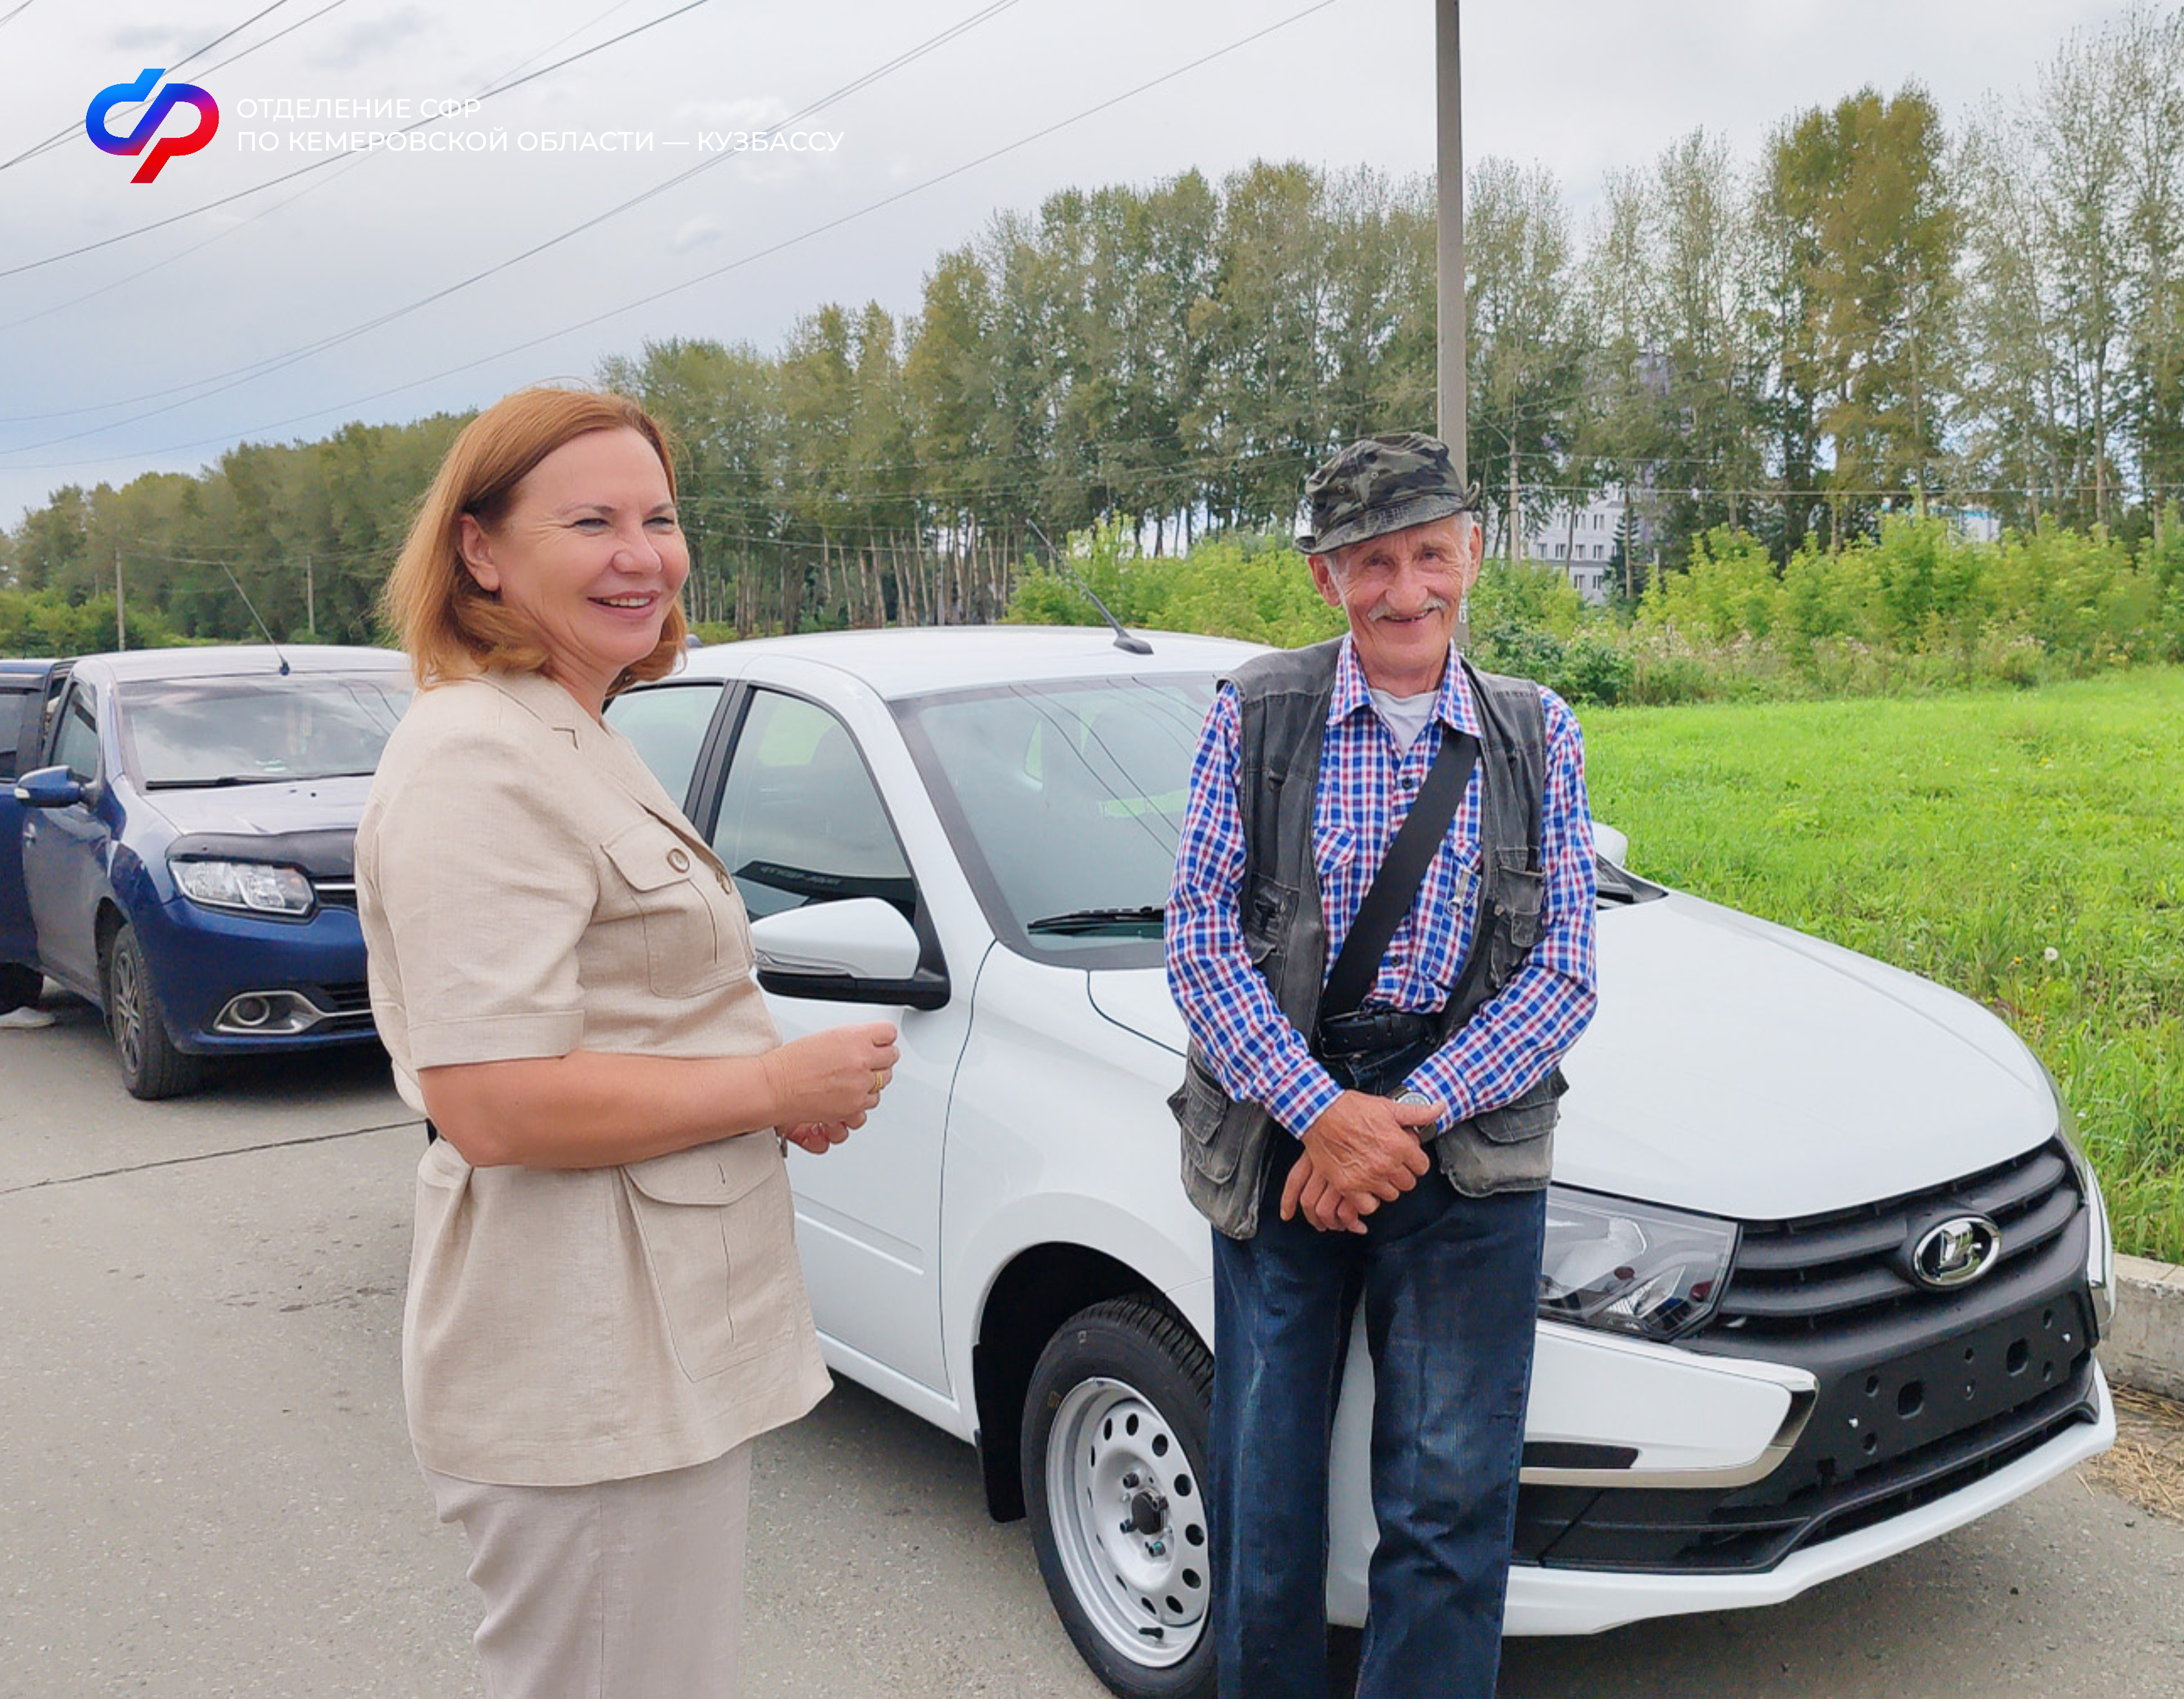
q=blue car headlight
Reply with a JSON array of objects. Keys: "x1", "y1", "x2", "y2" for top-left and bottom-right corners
[
  {"x1": 170, "y1": 858, "x2": 316, "y2": 918},
  {"x1": 1538, "y1": 1186, "x2": 1739, "y2": 1342}
]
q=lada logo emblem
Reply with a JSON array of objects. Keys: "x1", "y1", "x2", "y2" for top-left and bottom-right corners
[{"x1": 1911, "y1": 1215, "x2": 2002, "y2": 1289}]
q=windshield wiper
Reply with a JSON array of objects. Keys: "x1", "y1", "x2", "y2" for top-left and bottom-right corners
[
  {"x1": 144, "y1": 769, "x2": 378, "y2": 790},
  {"x1": 144, "y1": 774, "x2": 296, "y2": 789},
  {"x1": 1026, "y1": 905, "x2": 1167, "y2": 936}
]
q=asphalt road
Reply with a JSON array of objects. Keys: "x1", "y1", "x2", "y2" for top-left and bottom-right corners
[{"x1": 3, "y1": 994, "x2": 2181, "y2": 1699}]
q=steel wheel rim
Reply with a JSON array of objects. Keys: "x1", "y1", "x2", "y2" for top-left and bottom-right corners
[
  {"x1": 1044, "y1": 1374, "x2": 1209, "y2": 1669},
  {"x1": 111, "y1": 942, "x2": 144, "y2": 1076}
]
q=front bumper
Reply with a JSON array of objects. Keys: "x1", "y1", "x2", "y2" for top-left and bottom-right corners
[
  {"x1": 1501, "y1": 1363, "x2": 2112, "y2": 1635},
  {"x1": 133, "y1": 893, "x2": 377, "y2": 1055},
  {"x1": 1322, "y1": 1147, "x2": 2110, "y2": 1634}
]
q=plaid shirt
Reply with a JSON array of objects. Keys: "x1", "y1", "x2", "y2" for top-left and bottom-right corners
[{"x1": 1165, "y1": 638, "x2": 1598, "y2": 1138}]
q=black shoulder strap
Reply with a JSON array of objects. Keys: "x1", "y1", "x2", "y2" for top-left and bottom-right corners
[{"x1": 1318, "y1": 729, "x2": 1479, "y2": 1021}]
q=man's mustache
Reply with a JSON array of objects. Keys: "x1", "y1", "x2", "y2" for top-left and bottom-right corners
[{"x1": 1367, "y1": 597, "x2": 1450, "y2": 623}]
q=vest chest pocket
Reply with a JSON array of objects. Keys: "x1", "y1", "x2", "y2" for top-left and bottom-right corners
[
  {"x1": 601, "y1": 820, "x2": 747, "y2": 999},
  {"x1": 1243, "y1": 880, "x2": 1299, "y2": 968},
  {"x1": 1483, "y1": 854, "x2": 1545, "y2": 988}
]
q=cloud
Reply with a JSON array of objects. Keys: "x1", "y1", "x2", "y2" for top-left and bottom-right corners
[
  {"x1": 306, "y1": 7, "x2": 432, "y2": 68},
  {"x1": 671, "y1": 215, "x2": 725, "y2": 253},
  {"x1": 107, "y1": 23, "x2": 195, "y2": 54}
]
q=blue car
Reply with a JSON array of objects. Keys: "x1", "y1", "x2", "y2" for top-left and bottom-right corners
[{"x1": 4, "y1": 646, "x2": 412, "y2": 1098}]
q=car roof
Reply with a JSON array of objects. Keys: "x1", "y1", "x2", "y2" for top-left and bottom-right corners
[
  {"x1": 668, "y1": 626, "x2": 1266, "y2": 700},
  {"x1": 71, "y1": 644, "x2": 408, "y2": 683}
]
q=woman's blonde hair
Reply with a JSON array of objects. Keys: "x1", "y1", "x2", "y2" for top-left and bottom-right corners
[{"x1": 384, "y1": 386, "x2": 689, "y2": 691}]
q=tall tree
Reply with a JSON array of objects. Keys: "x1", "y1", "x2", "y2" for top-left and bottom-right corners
[{"x1": 1464, "y1": 155, "x2": 1586, "y2": 559}]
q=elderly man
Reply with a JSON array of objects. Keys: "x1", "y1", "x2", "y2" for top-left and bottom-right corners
[{"x1": 1165, "y1": 432, "x2": 1598, "y2": 1697}]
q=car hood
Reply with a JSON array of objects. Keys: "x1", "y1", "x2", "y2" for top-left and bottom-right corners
[
  {"x1": 1085, "y1": 890, "x2": 2055, "y2": 1221},
  {"x1": 137, "y1": 774, "x2": 375, "y2": 838}
]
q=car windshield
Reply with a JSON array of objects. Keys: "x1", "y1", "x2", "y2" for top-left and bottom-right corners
[
  {"x1": 120, "y1": 673, "x2": 412, "y2": 788},
  {"x1": 899, "y1": 674, "x2": 1217, "y2": 967}
]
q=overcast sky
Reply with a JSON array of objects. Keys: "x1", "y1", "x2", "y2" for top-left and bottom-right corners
[{"x1": 0, "y1": 0, "x2": 2137, "y2": 528}]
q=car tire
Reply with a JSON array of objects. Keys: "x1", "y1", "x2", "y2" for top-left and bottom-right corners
[
  {"x1": 1022, "y1": 1296, "x2": 1216, "y2": 1699},
  {"x1": 0, "y1": 962, "x2": 41, "y2": 1015},
  {"x1": 105, "y1": 922, "x2": 201, "y2": 1100}
]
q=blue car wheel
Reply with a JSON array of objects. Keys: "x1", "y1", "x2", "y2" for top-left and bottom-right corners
[{"x1": 106, "y1": 921, "x2": 202, "y2": 1100}]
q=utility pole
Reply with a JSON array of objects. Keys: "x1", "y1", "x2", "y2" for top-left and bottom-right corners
[
  {"x1": 1435, "y1": 1, "x2": 1464, "y2": 482},
  {"x1": 113, "y1": 548, "x2": 127, "y2": 651},
  {"x1": 305, "y1": 551, "x2": 316, "y2": 639},
  {"x1": 1622, "y1": 488, "x2": 1635, "y2": 602},
  {"x1": 1508, "y1": 446, "x2": 1519, "y2": 569}
]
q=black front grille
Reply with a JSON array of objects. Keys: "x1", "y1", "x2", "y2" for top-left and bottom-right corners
[
  {"x1": 314, "y1": 880, "x2": 359, "y2": 912},
  {"x1": 1513, "y1": 1146, "x2": 2101, "y2": 1576},
  {"x1": 311, "y1": 981, "x2": 374, "y2": 1023},
  {"x1": 1703, "y1": 1141, "x2": 2080, "y2": 1342},
  {"x1": 1517, "y1": 1345, "x2": 2097, "y2": 1574}
]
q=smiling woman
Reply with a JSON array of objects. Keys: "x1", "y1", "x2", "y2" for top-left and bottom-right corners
[
  {"x1": 382, "y1": 386, "x2": 691, "y2": 703},
  {"x1": 359, "y1": 386, "x2": 900, "y2": 1699}
]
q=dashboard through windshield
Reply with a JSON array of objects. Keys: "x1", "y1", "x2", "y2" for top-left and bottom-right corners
[
  {"x1": 121, "y1": 674, "x2": 412, "y2": 788},
  {"x1": 898, "y1": 674, "x2": 1216, "y2": 968}
]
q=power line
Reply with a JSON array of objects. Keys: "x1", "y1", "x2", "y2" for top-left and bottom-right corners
[
  {"x1": 0, "y1": 0, "x2": 1026, "y2": 442},
  {"x1": 0, "y1": 0, "x2": 41, "y2": 29},
  {"x1": 1, "y1": 0, "x2": 1343, "y2": 476},
  {"x1": 8, "y1": 0, "x2": 353, "y2": 172},
  {"x1": 0, "y1": 0, "x2": 712, "y2": 278},
  {"x1": 0, "y1": 0, "x2": 301, "y2": 173},
  {"x1": 0, "y1": 0, "x2": 675, "y2": 350}
]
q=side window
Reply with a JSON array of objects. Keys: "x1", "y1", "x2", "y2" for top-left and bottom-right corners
[
  {"x1": 713, "y1": 691, "x2": 916, "y2": 922},
  {"x1": 0, "y1": 690, "x2": 28, "y2": 782},
  {"x1": 605, "y1": 682, "x2": 725, "y2": 812},
  {"x1": 50, "y1": 685, "x2": 100, "y2": 783}
]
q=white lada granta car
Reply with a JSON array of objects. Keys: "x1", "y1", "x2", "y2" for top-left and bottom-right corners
[{"x1": 610, "y1": 626, "x2": 2116, "y2": 1699}]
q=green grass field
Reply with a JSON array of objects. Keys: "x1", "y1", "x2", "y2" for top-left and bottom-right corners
[{"x1": 1581, "y1": 665, "x2": 2184, "y2": 1265}]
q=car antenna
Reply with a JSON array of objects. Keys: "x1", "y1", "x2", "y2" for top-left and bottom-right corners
[
  {"x1": 217, "y1": 562, "x2": 291, "y2": 675},
  {"x1": 1024, "y1": 520, "x2": 1152, "y2": 655}
]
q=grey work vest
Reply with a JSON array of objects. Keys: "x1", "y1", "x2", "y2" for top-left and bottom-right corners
[{"x1": 1170, "y1": 640, "x2": 1566, "y2": 1239}]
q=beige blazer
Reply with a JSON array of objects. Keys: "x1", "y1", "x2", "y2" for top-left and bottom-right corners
[{"x1": 357, "y1": 668, "x2": 829, "y2": 1486}]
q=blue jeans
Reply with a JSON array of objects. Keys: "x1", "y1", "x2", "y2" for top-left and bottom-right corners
[{"x1": 1209, "y1": 1049, "x2": 1547, "y2": 1699}]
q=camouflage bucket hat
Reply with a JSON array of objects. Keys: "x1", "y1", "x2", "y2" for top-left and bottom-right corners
[{"x1": 1295, "y1": 430, "x2": 1479, "y2": 555}]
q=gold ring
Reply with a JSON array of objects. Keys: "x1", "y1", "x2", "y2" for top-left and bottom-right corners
[{"x1": 872, "y1": 1069, "x2": 885, "y2": 1094}]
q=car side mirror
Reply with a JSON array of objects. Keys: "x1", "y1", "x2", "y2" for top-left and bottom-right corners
[
  {"x1": 749, "y1": 897, "x2": 949, "y2": 1011},
  {"x1": 13, "y1": 765, "x2": 86, "y2": 810},
  {"x1": 1592, "y1": 821, "x2": 1629, "y2": 865}
]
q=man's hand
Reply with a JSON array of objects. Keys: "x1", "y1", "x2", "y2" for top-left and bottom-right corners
[
  {"x1": 1281, "y1": 1146, "x2": 1365, "y2": 1233},
  {"x1": 1280, "y1": 1091, "x2": 1438, "y2": 1231}
]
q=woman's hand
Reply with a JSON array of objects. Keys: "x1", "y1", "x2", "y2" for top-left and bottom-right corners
[
  {"x1": 780, "y1": 1118, "x2": 860, "y2": 1155},
  {"x1": 763, "y1": 1021, "x2": 900, "y2": 1126}
]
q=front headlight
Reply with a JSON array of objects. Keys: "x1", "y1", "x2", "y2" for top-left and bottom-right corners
[
  {"x1": 1538, "y1": 1186, "x2": 1738, "y2": 1342},
  {"x1": 170, "y1": 858, "x2": 316, "y2": 917},
  {"x1": 2046, "y1": 1065, "x2": 2116, "y2": 1333}
]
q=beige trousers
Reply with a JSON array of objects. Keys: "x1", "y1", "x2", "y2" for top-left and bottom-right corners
[{"x1": 423, "y1": 1443, "x2": 752, "y2": 1699}]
